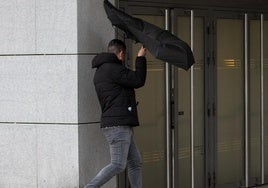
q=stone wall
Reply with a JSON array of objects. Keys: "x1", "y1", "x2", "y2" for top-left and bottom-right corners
[{"x1": 0, "y1": 0, "x2": 116, "y2": 187}]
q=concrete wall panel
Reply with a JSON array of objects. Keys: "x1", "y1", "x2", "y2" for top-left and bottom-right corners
[
  {"x1": 0, "y1": 0, "x2": 118, "y2": 187},
  {"x1": 78, "y1": 124, "x2": 116, "y2": 188},
  {"x1": 0, "y1": 124, "x2": 37, "y2": 188},
  {"x1": 37, "y1": 124, "x2": 79, "y2": 188},
  {"x1": 0, "y1": 0, "x2": 35, "y2": 54},
  {"x1": 0, "y1": 55, "x2": 78, "y2": 123},
  {"x1": 0, "y1": 124, "x2": 80, "y2": 188},
  {"x1": 77, "y1": 0, "x2": 115, "y2": 54},
  {"x1": 36, "y1": 0, "x2": 77, "y2": 54},
  {"x1": 78, "y1": 55, "x2": 101, "y2": 123}
]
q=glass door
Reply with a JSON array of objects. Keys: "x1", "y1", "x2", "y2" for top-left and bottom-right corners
[
  {"x1": 172, "y1": 9, "x2": 206, "y2": 188},
  {"x1": 126, "y1": 7, "x2": 167, "y2": 188},
  {"x1": 214, "y1": 12, "x2": 268, "y2": 188},
  {"x1": 121, "y1": 4, "x2": 268, "y2": 188},
  {"x1": 124, "y1": 7, "x2": 207, "y2": 188},
  {"x1": 214, "y1": 13, "x2": 245, "y2": 187},
  {"x1": 124, "y1": 6, "x2": 208, "y2": 188}
]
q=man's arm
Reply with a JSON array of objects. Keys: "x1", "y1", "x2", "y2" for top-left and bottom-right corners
[{"x1": 111, "y1": 46, "x2": 147, "y2": 88}]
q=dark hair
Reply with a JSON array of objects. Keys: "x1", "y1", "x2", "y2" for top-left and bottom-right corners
[{"x1": 107, "y1": 39, "x2": 126, "y2": 55}]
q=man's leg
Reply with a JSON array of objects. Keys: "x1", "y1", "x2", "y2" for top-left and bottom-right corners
[
  {"x1": 84, "y1": 126, "x2": 132, "y2": 188},
  {"x1": 127, "y1": 132, "x2": 142, "y2": 188}
]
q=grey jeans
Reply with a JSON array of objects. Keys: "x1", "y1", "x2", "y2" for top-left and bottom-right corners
[{"x1": 84, "y1": 126, "x2": 142, "y2": 188}]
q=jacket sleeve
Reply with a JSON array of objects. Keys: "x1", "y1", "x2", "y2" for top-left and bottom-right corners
[{"x1": 111, "y1": 56, "x2": 147, "y2": 89}]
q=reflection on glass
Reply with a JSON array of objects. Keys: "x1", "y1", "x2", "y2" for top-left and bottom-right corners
[
  {"x1": 133, "y1": 15, "x2": 166, "y2": 188},
  {"x1": 216, "y1": 18, "x2": 244, "y2": 186}
]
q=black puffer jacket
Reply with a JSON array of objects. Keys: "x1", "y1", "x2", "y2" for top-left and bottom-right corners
[{"x1": 92, "y1": 53, "x2": 147, "y2": 128}]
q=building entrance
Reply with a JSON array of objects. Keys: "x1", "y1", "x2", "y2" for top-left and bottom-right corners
[{"x1": 119, "y1": 4, "x2": 268, "y2": 188}]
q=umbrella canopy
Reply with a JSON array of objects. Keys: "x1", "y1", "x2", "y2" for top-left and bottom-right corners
[{"x1": 103, "y1": 0, "x2": 195, "y2": 70}]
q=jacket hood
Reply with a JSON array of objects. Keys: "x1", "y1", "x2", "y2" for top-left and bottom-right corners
[{"x1": 92, "y1": 53, "x2": 121, "y2": 68}]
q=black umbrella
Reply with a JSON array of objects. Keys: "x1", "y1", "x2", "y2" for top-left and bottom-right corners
[{"x1": 103, "y1": 0, "x2": 195, "y2": 70}]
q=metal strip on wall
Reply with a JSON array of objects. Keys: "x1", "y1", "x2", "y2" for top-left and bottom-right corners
[
  {"x1": 190, "y1": 9, "x2": 195, "y2": 188},
  {"x1": 244, "y1": 13, "x2": 249, "y2": 188},
  {"x1": 260, "y1": 13, "x2": 264, "y2": 185},
  {"x1": 165, "y1": 8, "x2": 172, "y2": 188}
]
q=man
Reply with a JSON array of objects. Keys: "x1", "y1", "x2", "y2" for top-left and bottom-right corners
[{"x1": 84, "y1": 39, "x2": 147, "y2": 188}]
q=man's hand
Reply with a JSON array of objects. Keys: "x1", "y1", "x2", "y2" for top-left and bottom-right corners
[{"x1": 137, "y1": 45, "x2": 147, "y2": 57}]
